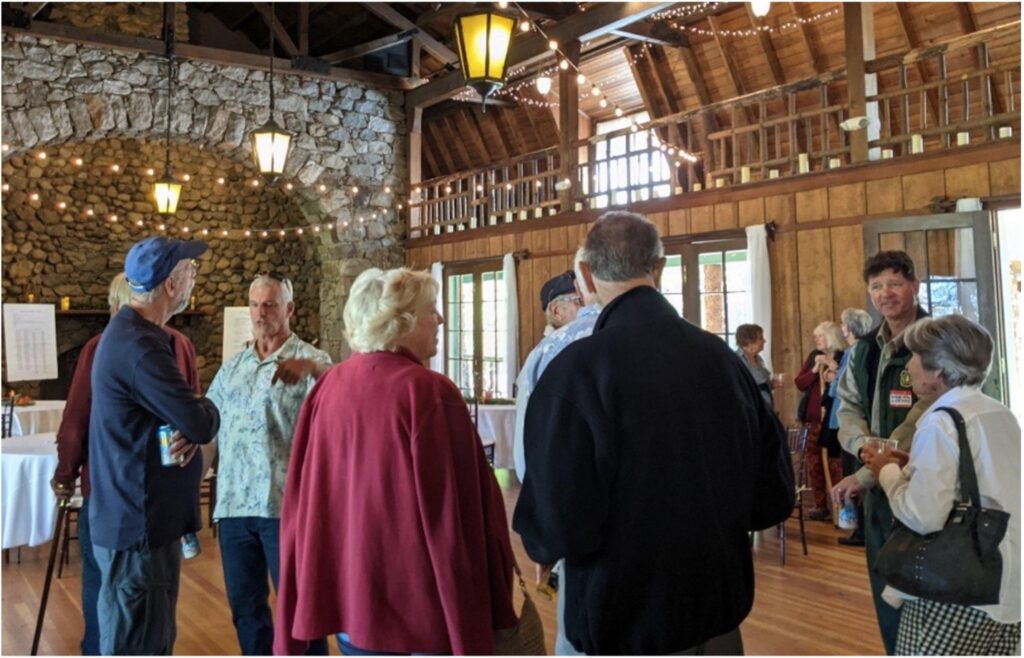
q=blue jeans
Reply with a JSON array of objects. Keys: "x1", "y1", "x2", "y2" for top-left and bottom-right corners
[
  {"x1": 218, "y1": 517, "x2": 327, "y2": 656},
  {"x1": 93, "y1": 540, "x2": 181, "y2": 655},
  {"x1": 78, "y1": 497, "x2": 101, "y2": 655},
  {"x1": 335, "y1": 634, "x2": 439, "y2": 655}
]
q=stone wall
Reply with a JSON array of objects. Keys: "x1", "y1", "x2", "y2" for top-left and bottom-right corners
[
  {"x1": 2, "y1": 28, "x2": 409, "y2": 388},
  {"x1": 48, "y1": 2, "x2": 190, "y2": 41},
  {"x1": 2, "y1": 140, "x2": 322, "y2": 394}
]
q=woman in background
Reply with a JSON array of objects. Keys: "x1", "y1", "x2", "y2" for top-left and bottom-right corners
[{"x1": 274, "y1": 268, "x2": 517, "y2": 655}]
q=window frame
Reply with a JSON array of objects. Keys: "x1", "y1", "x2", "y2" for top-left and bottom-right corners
[{"x1": 443, "y1": 259, "x2": 506, "y2": 399}]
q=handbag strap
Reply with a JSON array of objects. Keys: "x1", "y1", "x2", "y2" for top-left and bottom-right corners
[
  {"x1": 511, "y1": 561, "x2": 533, "y2": 601},
  {"x1": 935, "y1": 406, "x2": 982, "y2": 508}
]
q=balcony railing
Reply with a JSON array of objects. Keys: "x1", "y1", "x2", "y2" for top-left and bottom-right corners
[{"x1": 407, "y1": 20, "x2": 1020, "y2": 239}]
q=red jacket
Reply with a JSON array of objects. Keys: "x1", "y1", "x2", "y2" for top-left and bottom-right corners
[
  {"x1": 53, "y1": 326, "x2": 200, "y2": 497},
  {"x1": 274, "y1": 348, "x2": 518, "y2": 655}
]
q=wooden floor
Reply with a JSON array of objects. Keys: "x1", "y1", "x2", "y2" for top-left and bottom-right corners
[{"x1": 3, "y1": 471, "x2": 884, "y2": 655}]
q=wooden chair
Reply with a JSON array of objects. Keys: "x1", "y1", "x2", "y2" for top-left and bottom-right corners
[{"x1": 778, "y1": 424, "x2": 811, "y2": 566}]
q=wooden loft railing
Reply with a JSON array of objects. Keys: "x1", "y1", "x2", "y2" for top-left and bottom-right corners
[{"x1": 407, "y1": 20, "x2": 1021, "y2": 239}]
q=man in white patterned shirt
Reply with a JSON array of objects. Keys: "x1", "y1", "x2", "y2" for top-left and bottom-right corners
[{"x1": 205, "y1": 273, "x2": 331, "y2": 655}]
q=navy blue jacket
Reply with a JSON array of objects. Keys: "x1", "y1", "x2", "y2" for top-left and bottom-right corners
[
  {"x1": 513, "y1": 286, "x2": 793, "y2": 654},
  {"x1": 89, "y1": 306, "x2": 220, "y2": 550}
]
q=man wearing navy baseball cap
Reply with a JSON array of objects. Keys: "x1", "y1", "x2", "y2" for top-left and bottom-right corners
[{"x1": 89, "y1": 236, "x2": 221, "y2": 654}]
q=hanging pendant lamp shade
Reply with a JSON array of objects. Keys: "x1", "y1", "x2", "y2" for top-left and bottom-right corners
[
  {"x1": 153, "y1": 172, "x2": 182, "y2": 215},
  {"x1": 251, "y1": 119, "x2": 292, "y2": 180},
  {"x1": 453, "y1": 8, "x2": 515, "y2": 104}
]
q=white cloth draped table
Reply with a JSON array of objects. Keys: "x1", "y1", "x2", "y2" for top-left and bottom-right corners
[
  {"x1": 476, "y1": 404, "x2": 516, "y2": 469},
  {"x1": 11, "y1": 400, "x2": 67, "y2": 436},
  {"x1": 2, "y1": 432, "x2": 59, "y2": 549}
]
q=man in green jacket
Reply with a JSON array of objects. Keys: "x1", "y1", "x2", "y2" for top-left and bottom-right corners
[{"x1": 833, "y1": 250, "x2": 928, "y2": 655}]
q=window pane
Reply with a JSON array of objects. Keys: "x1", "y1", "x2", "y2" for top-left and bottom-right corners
[
  {"x1": 727, "y1": 292, "x2": 752, "y2": 333},
  {"x1": 724, "y1": 250, "x2": 749, "y2": 293},
  {"x1": 702, "y1": 293, "x2": 725, "y2": 333}
]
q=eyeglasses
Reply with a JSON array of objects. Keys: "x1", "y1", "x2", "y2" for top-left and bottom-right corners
[
  {"x1": 258, "y1": 271, "x2": 291, "y2": 285},
  {"x1": 551, "y1": 294, "x2": 582, "y2": 306}
]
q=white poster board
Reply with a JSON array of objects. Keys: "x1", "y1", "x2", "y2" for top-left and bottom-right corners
[
  {"x1": 222, "y1": 307, "x2": 253, "y2": 364},
  {"x1": 3, "y1": 304, "x2": 58, "y2": 381}
]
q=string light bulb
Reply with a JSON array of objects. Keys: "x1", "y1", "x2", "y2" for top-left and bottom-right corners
[
  {"x1": 73, "y1": 158, "x2": 84, "y2": 167},
  {"x1": 109, "y1": 214, "x2": 118, "y2": 222},
  {"x1": 136, "y1": 219, "x2": 145, "y2": 227},
  {"x1": 260, "y1": 230, "x2": 268, "y2": 238},
  {"x1": 37, "y1": 152, "x2": 46, "y2": 160},
  {"x1": 220, "y1": 229, "x2": 228, "y2": 237},
  {"x1": 520, "y1": 19, "x2": 530, "y2": 32},
  {"x1": 29, "y1": 193, "x2": 39, "y2": 201},
  {"x1": 615, "y1": 107, "x2": 624, "y2": 117},
  {"x1": 56, "y1": 201, "x2": 66, "y2": 210},
  {"x1": 318, "y1": 184, "x2": 327, "y2": 192},
  {"x1": 548, "y1": 40, "x2": 558, "y2": 51},
  {"x1": 244, "y1": 229, "x2": 252, "y2": 237},
  {"x1": 85, "y1": 208, "x2": 94, "y2": 217},
  {"x1": 251, "y1": 179, "x2": 260, "y2": 187},
  {"x1": 216, "y1": 177, "x2": 225, "y2": 185},
  {"x1": 576, "y1": 72, "x2": 586, "y2": 85},
  {"x1": 384, "y1": 186, "x2": 392, "y2": 194},
  {"x1": 351, "y1": 186, "x2": 359, "y2": 194},
  {"x1": 181, "y1": 173, "x2": 190, "y2": 182},
  {"x1": 285, "y1": 183, "x2": 293, "y2": 191},
  {"x1": 200, "y1": 228, "x2": 209, "y2": 236},
  {"x1": 110, "y1": 164, "x2": 119, "y2": 173},
  {"x1": 157, "y1": 223, "x2": 166, "y2": 231},
  {"x1": 1, "y1": 183, "x2": 8, "y2": 192},
  {"x1": 146, "y1": 168, "x2": 155, "y2": 176},
  {"x1": 599, "y1": 97, "x2": 608, "y2": 108},
  {"x1": 559, "y1": 59, "x2": 569, "y2": 71},
  {"x1": 182, "y1": 226, "x2": 189, "y2": 233},
  {"x1": 591, "y1": 85, "x2": 600, "y2": 96}
]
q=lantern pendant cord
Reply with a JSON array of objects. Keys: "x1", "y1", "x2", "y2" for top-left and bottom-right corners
[
  {"x1": 269, "y1": 1, "x2": 276, "y2": 115},
  {"x1": 163, "y1": 7, "x2": 174, "y2": 177}
]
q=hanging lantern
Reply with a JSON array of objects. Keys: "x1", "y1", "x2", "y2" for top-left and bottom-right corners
[
  {"x1": 751, "y1": 0, "x2": 771, "y2": 18},
  {"x1": 250, "y1": 119, "x2": 292, "y2": 180},
  {"x1": 153, "y1": 173, "x2": 182, "y2": 215},
  {"x1": 249, "y1": 2, "x2": 291, "y2": 181},
  {"x1": 534, "y1": 75, "x2": 553, "y2": 95},
  {"x1": 453, "y1": 8, "x2": 516, "y2": 107}
]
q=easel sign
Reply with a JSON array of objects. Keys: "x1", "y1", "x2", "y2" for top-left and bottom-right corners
[
  {"x1": 2, "y1": 304, "x2": 58, "y2": 382},
  {"x1": 222, "y1": 307, "x2": 253, "y2": 364}
]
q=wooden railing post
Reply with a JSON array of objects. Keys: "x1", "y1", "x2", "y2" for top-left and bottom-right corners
[{"x1": 558, "y1": 39, "x2": 581, "y2": 213}]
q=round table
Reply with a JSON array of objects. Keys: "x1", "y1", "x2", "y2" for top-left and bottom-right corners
[
  {"x1": 2, "y1": 433, "x2": 59, "y2": 549},
  {"x1": 11, "y1": 400, "x2": 67, "y2": 436},
  {"x1": 476, "y1": 404, "x2": 516, "y2": 469}
]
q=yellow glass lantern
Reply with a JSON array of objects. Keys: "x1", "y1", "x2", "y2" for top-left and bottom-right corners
[
  {"x1": 453, "y1": 9, "x2": 515, "y2": 106},
  {"x1": 153, "y1": 173, "x2": 182, "y2": 215},
  {"x1": 250, "y1": 120, "x2": 292, "y2": 180}
]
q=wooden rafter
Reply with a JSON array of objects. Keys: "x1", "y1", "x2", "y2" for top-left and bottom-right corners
[
  {"x1": 494, "y1": 107, "x2": 529, "y2": 155},
  {"x1": 460, "y1": 108, "x2": 492, "y2": 164},
  {"x1": 443, "y1": 113, "x2": 474, "y2": 170},
  {"x1": 706, "y1": 14, "x2": 760, "y2": 144},
  {"x1": 421, "y1": 129, "x2": 442, "y2": 179},
  {"x1": 426, "y1": 119, "x2": 458, "y2": 173},
  {"x1": 789, "y1": 2, "x2": 825, "y2": 74},
  {"x1": 365, "y1": 3, "x2": 459, "y2": 66},
  {"x1": 315, "y1": 12, "x2": 369, "y2": 51},
  {"x1": 610, "y1": 21, "x2": 688, "y2": 47},
  {"x1": 408, "y1": 2, "x2": 674, "y2": 108},
  {"x1": 466, "y1": 107, "x2": 508, "y2": 161},
  {"x1": 23, "y1": 2, "x2": 48, "y2": 19},
  {"x1": 415, "y1": 5, "x2": 464, "y2": 28},
  {"x1": 745, "y1": 5, "x2": 785, "y2": 86},
  {"x1": 893, "y1": 4, "x2": 940, "y2": 127},
  {"x1": 321, "y1": 30, "x2": 418, "y2": 63},
  {"x1": 253, "y1": 3, "x2": 299, "y2": 57},
  {"x1": 298, "y1": 3, "x2": 309, "y2": 55}
]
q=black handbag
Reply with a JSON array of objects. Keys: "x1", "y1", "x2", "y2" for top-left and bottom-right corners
[{"x1": 873, "y1": 406, "x2": 1010, "y2": 606}]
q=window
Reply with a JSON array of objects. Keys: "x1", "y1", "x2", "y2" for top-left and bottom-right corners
[
  {"x1": 590, "y1": 112, "x2": 672, "y2": 209},
  {"x1": 445, "y1": 265, "x2": 510, "y2": 399},
  {"x1": 659, "y1": 239, "x2": 752, "y2": 348}
]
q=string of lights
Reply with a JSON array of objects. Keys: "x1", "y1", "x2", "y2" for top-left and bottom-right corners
[
  {"x1": 669, "y1": 5, "x2": 840, "y2": 37},
  {"x1": 650, "y1": 2, "x2": 721, "y2": 22},
  {"x1": 0, "y1": 146, "x2": 404, "y2": 241}
]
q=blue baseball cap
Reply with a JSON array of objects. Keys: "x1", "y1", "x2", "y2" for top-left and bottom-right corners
[{"x1": 124, "y1": 237, "x2": 208, "y2": 292}]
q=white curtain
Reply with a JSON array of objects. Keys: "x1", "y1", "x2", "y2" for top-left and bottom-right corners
[
  {"x1": 745, "y1": 225, "x2": 773, "y2": 371},
  {"x1": 429, "y1": 261, "x2": 445, "y2": 375},
  {"x1": 503, "y1": 253, "x2": 519, "y2": 396}
]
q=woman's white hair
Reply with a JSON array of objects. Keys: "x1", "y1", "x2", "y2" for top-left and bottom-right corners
[
  {"x1": 344, "y1": 267, "x2": 438, "y2": 353},
  {"x1": 108, "y1": 273, "x2": 133, "y2": 314},
  {"x1": 903, "y1": 315, "x2": 992, "y2": 388},
  {"x1": 813, "y1": 320, "x2": 845, "y2": 353}
]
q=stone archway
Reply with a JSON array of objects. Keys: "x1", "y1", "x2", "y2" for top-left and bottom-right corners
[{"x1": 2, "y1": 30, "x2": 410, "y2": 359}]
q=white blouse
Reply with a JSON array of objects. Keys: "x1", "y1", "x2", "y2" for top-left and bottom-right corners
[{"x1": 878, "y1": 385, "x2": 1020, "y2": 623}]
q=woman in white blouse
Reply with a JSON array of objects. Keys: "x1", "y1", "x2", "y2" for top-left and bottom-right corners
[{"x1": 864, "y1": 315, "x2": 1020, "y2": 655}]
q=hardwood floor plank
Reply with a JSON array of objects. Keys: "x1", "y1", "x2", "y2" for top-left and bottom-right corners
[{"x1": 3, "y1": 476, "x2": 884, "y2": 655}]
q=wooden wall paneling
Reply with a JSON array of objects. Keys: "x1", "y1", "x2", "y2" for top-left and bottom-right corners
[
  {"x1": 828, "y1": 182, "x2": 867, "y2": 219},
  {"x1": 691, "y1": 205, "x2": 714, "y2": 233},
  {"x1": 713, "y1": 202, "x2": 738, "y2": 230},
  {"x1": 901, "y1": 170, "x2": 946, "y2": 209},
  {"x1": 989, "y1": 158, "x2": 1021, "y2": 196},
  {"x1": 439, "y1": 242, "x2": 453, "y2": 262},
  {"x1": 548, "y1": 225, "x2": 569, "y2": 253},
  {"x1": 866, "y1": 177, "x2": 903, "y2": 215},
  {"x1": 668, "y1": 208, "x2": 690, "y2": 236},
  {"x1": 796, "y1": 228, "x2": 835, "y2": 352},
  {"x1": 829, "y1": 224, "x2": 866, "y2": 320},
  {"x1": 738, "y1": 198, "x2": 766, "y2": 227},
  {"x1": 943, "y1": 163, "x2": 991, "y2": 199},
  {"x1": 649, "y1": 211, "x2": 670, "y2": 237},
  {"x1": 769, "y1": 230, "x2": 802, "y2": 424},
  {"x1": 766, "y1": 193, "x2": 795, "y2": 225},
  {"x1": 452, "y1": 237, "x2": 468, "y2": 260},
  {"x1": 488, "y1": 235, "x2": 503, "y2": 257},
  {"x1": 429, "y1": 244, "x2": 443, "y2": 266},
  {"x1": 795, "y1": 188, "x2": 829, "y2": 223},
  {"x1": 501, "y1": 233, "x2": 516, "y2": 254},
  {"x1": 878, "y1": 232, "x2": 905, "y2": 252}
]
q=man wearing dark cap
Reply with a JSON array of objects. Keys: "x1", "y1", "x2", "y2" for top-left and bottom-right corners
[
  {"x1": 89, "y1": 236, "x2": 221, "y2": 655},
  {"x1": 539, "y1": 270, "x2": 581, "y2": 336}
]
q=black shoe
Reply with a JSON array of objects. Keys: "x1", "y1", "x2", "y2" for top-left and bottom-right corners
[
  {"x1": 838, "y1": 534, "x2": 865, "y2": 546},
  {"x1": 806, "y1": 507, "x2": 830, "y2": 521}
]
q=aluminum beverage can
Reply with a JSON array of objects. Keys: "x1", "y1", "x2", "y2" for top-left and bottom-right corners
[
  {"x1": 181, "y1": 532, "x2": 201, "y2": 559},
  {"x1": 838, "y1": 500, "x2": 858, "y2": 530},
  {"x1": 157, "y1": 424, "x2": 177, "y2": 467}
]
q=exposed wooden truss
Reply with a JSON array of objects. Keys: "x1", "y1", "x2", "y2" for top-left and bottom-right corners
[
  {"x1": 364, "y1": 3, "x2": 458, "y2": 66},
  {"x1": 253, "y1": 3, "x2": 299, "y2": 57}
]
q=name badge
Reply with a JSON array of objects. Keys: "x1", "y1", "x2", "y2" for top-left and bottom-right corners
[{"x1": 889, "y1": 389, "x2": 913, "y2": 409}]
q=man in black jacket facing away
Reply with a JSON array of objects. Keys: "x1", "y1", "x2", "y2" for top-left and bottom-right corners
[{"x1": 513, "y1": 211, "x2": 794, "y2": 655}]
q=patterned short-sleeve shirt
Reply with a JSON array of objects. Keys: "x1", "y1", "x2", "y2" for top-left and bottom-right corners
[{"x1": 207, "y1": 333, "x2": 331, "y2": 520}]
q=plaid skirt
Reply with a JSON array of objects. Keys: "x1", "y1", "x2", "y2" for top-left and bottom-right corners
[{"x1": 896, "y1": 598, "x2": 1020, "y2": 656}]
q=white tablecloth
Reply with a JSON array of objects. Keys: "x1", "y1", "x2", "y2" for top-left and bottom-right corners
[
  {"x1": 476, "y1": 404, "x2": 516, "y2": 469},
  {"x1": 2, "y1": 433, "x2": 59, "y2": 549},
  {"x1": 11, "y1": 400, "x2": 66, "y2": 436}
]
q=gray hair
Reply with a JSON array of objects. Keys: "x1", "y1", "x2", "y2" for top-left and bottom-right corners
[
  {"x1": 813, "y1": 320, "x2": 846, "y2": 353},
  {"x1": 108, "y1": 273, "x2": 133, "y2": 314},
  {"x1": 128, "y1": 259, "x2": 189, "y2": 305},
  {"x1": 840, "y1": 308, "x2": 873, "y2": 339},
  {"x1": 903, "y1": 316, "x2": 992, "y2": 388},
  {"x1": 583, "y1": 211, "x2": 664, "y2": 282},
  {"x1": 250, "y1": 274, "x2": 294, "y2": 304}
]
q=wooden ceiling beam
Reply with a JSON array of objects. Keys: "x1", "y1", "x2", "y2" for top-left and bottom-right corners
[
  {"x1": 228, "y1": 7, "x2": 256, "y2": 32},
  {"x1": 442, "y1": 113, "x2": 474, "y2": 170},
  {"x1": 789, "y1": 2, "x2": 825, "y2": 73},
  {"x1": 23, "y1": 2, "x2": 48, "y2": 19},
  {"x1": 467, "y1": 107, "x2": 509, "y2": 161},
  {"x1": 460, "y1": 107, "x2": 494, "y2": 163},
  {"x1": 253, "y1": 3, "x2": 299, "y2": 57},
  {"x1": 321, "y1": 29, "x2": 418, "y2": 63},
  {"x1": 365, "y1": 3, "x2": 459, "y2": 66},
  {"x1": 706, "y1": 14, "x2": 760, "y2": 144},
  {"x1": 3, "y1": 21, "x2": 414, "y2": 90},
  {"x1": 297, "y1": 3, "x2": 309, "y2": 56},
  {"x1": 407, "y1": 2, "x2": 674, "y2": 108},
  {"x1": 893, "y1": 3, "x2": 940, "y2": 128},
  {"x1": 745, "y1": 5, "x2": 785, "y2": 86},
  {"x1": 494, "y1": 107, "x2": 530, "y2": 155},
  {"x1": 421, "y1": 128, "x2": 442, "y2": 180},
  {"x1": 314, "y1": 13, "x2": 369, "y2": 53},
  {"x1": 426, "y1": 119, "x2": 459, "y2": 174},
  {"x1": 609, "y1": 21, "x2": 688, "y2": 47},
  {"x1": 415, "y1": 5, "x2": 463, "y2": 28}
]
